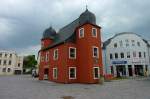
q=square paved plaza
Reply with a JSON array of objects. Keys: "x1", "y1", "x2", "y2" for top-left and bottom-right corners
[{"x1": 0, "y1": 75, "x2": 150, "y2": 99}]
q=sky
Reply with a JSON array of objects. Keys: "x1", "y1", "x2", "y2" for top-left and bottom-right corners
[{"x1": 0, "y1": 0, "x2": 150, "y2": 57}]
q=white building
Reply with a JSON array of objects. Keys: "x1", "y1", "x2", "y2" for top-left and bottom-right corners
[
  {"x1": 103, "y1": 32, "x2": 150, "y2": 77},
  {"x1": 0, "y1": 50, "x2": 23, "y2": 75}
]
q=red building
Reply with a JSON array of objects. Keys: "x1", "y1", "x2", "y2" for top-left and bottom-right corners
[{"x1": 39, "y1": 9, "x2": 103, "y2": 83}]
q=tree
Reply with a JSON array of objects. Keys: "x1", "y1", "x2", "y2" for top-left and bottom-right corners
[{"x1": 23, "y1": 55, "x2": 37, "y2": 73}]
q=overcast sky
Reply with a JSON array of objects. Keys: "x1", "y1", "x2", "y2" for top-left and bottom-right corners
[{"x1": 0, "y1": 0, "x2": 150, "y2": 56}]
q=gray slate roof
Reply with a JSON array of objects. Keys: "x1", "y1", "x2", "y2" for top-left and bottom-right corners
[
  {"x1": 103, "y1": 32, "x2": 150, "y2": 49},
  {"x1": 43, "y1": 18, "x2": 79, "y2": 50}
]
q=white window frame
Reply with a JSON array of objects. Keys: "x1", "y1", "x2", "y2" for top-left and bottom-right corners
[
  {"x1": 92, "y1": 46, "x2": 99, "y2": 58},
  {"x1": 53, "y1": 68, "x2": 58, "y2": 79},
  {"x1": 69, "y1": 47, "x2": 76, "y2": 59},
  {"x1": 79, "y1": 28, "x2": 84, "y2": 38},
  {"x1": 69, "y1": 67, "x2": 76, "y2": 79},
  {"x1": 53, "y1": 49, "x2": 58, "y2": 60},
  {"x1": 93, "y1": 67, "x2": 100, "y2": 79},
  {"x1": 45, "y1": 52, "x2": 49, "y2": 62},
  {"x1": 92, "y1": 28, "x2": 97, "y2": 37}
]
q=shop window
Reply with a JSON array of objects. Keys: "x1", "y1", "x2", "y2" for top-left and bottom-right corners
[
  {"x1": 93, "y1": 67, "x2": 100, "y2": 79},
  {"x1": 69, "y1": 67, "x2": 76, "y2": 79},
  {"x1": 69, "y1": 47, "x2": 76, "y2": 59},
  {"x1": 79, "y1": 28, "x2": 84, "y2": 38}
]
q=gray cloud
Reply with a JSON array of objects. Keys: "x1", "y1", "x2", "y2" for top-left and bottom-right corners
[{"x1": 0, "y1": 0, "x2": 150, "y2": 55}]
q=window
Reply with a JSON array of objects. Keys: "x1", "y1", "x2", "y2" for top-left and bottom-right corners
[
  {"x1": 7, "y1": 68, "x2": 11, "y2": 72},
  {"x1": 69, "y1": 67, "x2": 76, "y2": 79},
  {"x1": 18, "y1": 63, "x2": 20, "y2": 67},
  {"x1": 5, "y1": 54, "x2": 7, "y2": 58},
  {"x1": 111, "y1": 66, "x2": 114, "y2": 75},
  {"x1": 120, "y1": 53, "x2": 124, "y2": 58},
  {"x1": 133, "y1": 51, "x2": 136, "y2": 57},
  {"x1": 132, "y1": 40, "x2": 135, "y2": 46},
  {"x1": 3, "y1": 60, "x2": 7, "y2": 65},
  {"x1": 126, "y1": 43, "x2": 129, "y2": 47},
  {"x1": 79, "y1": 28, "x2": 84, "y2": 38},
  {"x1": 0, "y1": 53, "x2": 2, "y2": 57},
  {"x1": 92, "y1": 28, "x2": 97, "y2": 37},
  {"x1": 137, "y1": 42, "x2": 140, "y2": 46},
  {"x1": 110, "y1": 53, "x2": 113, "y2": 59},
  {"x1": 2, "y1": 68, "x2": 6, "y2": 72},
  {"x1": 114, "y1": 43, "x2": 117, "y2": 48},
  {"x1": 93, "y1": 47, "x2": 99, "y2": 58},
  {"x1": 69, "y1": 47, "x2": 76, "y2": 59},
  {"x1": 8, "y1": 60, "x2": 11, "y2": 65},
  {"x1": 45, "y1": 52, "x2": 49, "y2": 62},
  {"x1": 115, "y1": 53, "x2": 118, "y2": 59},
  {"x1": 41, "y1": 56, "x2": 44, "y2": 62},
  {"x1": 41, "y1": 41, "x2": 44, "y2": 48},
  {"x1": 53, "y1": 49, "x2": 58, "y2": 60},
  {"x1": 144, "y1": 52, "x2": 146, "y2": 58},
  {"x1": 53, "y1": 68, "x2": 58, "y2": 79},
  {"x1": 9, "y1": 54, "x2": 12, "y2": 58},
  {"x1": 93, "y1": 67, "x2": 100, "y2": 79},
  {"x1": 127, "y1": 52, "x2": 130, "y2": 58},
  {"x1": 139, "y1": 52, "x2": 142, "y2": 58},
  {"x1": 119, "y1": 41, "x2": 123, "y2": 47}
]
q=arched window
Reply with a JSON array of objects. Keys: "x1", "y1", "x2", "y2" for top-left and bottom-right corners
[
  {"x1": 120, "y1": 53, "x2": 124, "y2": 58},
  {"x1": 7, "y1": 68, "x2": 11, "y2": 72},
  {"x1": 115, "y1": 53, "x2": 118, "y2": 59}
]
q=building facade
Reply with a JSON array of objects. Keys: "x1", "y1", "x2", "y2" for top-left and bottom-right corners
[
  {"x1": 39, "y1": 9, "x2": 103, "y2": 84},
  {"x1": 103, "y1": 32, "x2": 150, "y2": 77},
  {"x1": 0, "y1": 50, "x2": 23, "y2": 75}
]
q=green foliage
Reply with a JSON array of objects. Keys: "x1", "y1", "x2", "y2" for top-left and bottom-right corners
[{"x1": 23, "y1": 55, "x2": 37, "y2": 69}]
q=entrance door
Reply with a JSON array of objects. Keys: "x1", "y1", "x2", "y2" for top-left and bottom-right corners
[
  {"x1": 116, "y1": 65, "x2": 126, "y2": 77},
  {"x1": 134, "y1": 65, "x2": 144, "y2": 76},
  {"x1": 128, "y1": 65, "x2": 133, "y2": 76},
  {"x1": 44, "y1": 68, "x2": 49, "y2": 80}
]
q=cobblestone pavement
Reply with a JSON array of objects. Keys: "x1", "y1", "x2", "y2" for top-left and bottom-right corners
[{"x1": 0, "y1": 75, "x2": 150, "y2": 99}]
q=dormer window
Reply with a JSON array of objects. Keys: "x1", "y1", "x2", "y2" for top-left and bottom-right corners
[
  {"x1": 92, "y1": 28, "x2": 97, "y2": 37},
  {"x1": 79, "y1": 28, "x2": 84, "y2": 38}
]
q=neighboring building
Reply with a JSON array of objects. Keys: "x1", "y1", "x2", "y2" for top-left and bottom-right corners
[
  {"x1": 39, "y1": 9, "x2": 103, "y2": 84},
  {"x1": 103, "y1": 32, "x2": 150, "y2": 77},
  {"x1": 0, "y1": 50, "x2": 23, "y2": 75}
]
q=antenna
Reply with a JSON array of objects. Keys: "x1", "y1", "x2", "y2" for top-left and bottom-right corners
[
  {"x1": 85, "y1": 0, "x2": 88, "y2": 10},
  {"x1": 86, "y1": 4, "x2": 88, "y2": 10}
]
